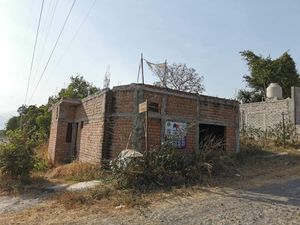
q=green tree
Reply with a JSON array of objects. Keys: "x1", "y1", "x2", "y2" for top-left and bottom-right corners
[
  {"x1": 6, "y1": 116, "x2": 20, "y2": 132},
  {"x1": 5, "y1": 105, "x2": 51, "y2": 145},
  {"x1": 0, "y1": 130, "x2": 35, "y2": 181},
  {"x1": 237, "y1": 89, "x2": 264, "y2": 103},
  {"x1": 5, "y1": 75, "x2": 98, "y2": 147},
  {"x1": 239, "y1": 51, "x2": 300, "y2": 103},
  {"x1": 48, "y1": 75, "x2": 100, "y2": 105},
  {"x1": 21, "y1": 105, "x2": 51, "y2": 143}
]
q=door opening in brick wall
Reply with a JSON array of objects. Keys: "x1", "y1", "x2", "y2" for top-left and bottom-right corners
[
  {"x1": 66, "y1": 123, "x2": 72, "y2": 143},
  {"x1": 73, "y1": 123, "x2": 79, "y2": 159},
  {"x1": 199, "y1": 124, "x2": 225, "y2": 149}
]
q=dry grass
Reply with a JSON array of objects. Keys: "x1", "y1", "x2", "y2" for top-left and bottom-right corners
[
  {"x1": 2, "y1": 138, "x2": 300, "y2": 225},
  {"x1": 2, "y1": 139, "x2": 300, "y2": 225},
  {"x1": 35, "y1": 142, "x2": 49, "y2": 161},
  {"x1": 56, "y1": 185, "x2": 149, "y2": 210},
  {"x1": 46, "y1": 161, "x2": 103, "y2": 182}
]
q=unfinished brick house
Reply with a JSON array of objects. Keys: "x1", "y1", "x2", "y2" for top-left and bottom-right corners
[{"x1": 48, "y1": 83, "x2": 240, "y2": 165}]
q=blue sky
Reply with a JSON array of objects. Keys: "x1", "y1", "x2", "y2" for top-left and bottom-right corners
[{"x1": 1, "y1": 0, "x2": 300, "y2": 120}]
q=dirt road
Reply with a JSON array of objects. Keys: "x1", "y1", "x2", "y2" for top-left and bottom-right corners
[
  {"x1": 1, "y1": 178, "x2": 300, "y2": 224},
  {"x1": 51, "y1": 178, "x2": 296, "y2": 225},
  {"x1": 1, "y1": 150, "x2": 300, "y2": 225}
]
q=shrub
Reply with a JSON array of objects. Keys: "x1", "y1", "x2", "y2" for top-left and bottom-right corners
[
  {"x1": 268, "y1": 121, "x2": 299, "y2": 146},
  {"x1": 242, "y1": 122, "x2": 300, "y2": 147},
  {"x1": 0, "y1": 130, "x2": 35, "y2": 181},
  {"x1": 112, "y1": 136, "x2": 236, "y2": 190}
]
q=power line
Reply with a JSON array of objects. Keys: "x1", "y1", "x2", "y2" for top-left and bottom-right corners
[
  {"x1": 51, "y1": 0, "x2": 97, "y2": 75},
  {"x1": 15, "y1": 0, "x2": 34, "y2": 92},
  {"x1": 24, "y1": 0, "x2": 45, "y2": 105},
  {"x1": 28, "y1": 0, "x2": 77, "y2": 103},
  {"x1": 32, "y1": 0, "x2": 59, "y2": 81}
]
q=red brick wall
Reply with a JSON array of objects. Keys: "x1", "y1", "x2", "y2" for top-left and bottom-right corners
[
  {"x1": 198, "y1": 99, "x2": 236, "y2": 126},
  {"x1": 109, "y1": 116, "x2": 134, "y2": 158},
  {"x1": 48, "y1": 93, "x2": 107, "y2": 164},
  {"x1": 166, "y1": 96, "x2": 197, "y2": 119},
  {"x1": 225, "y1": 126, "x2": 236, "y2": 152},
  {"x1": 48, "y1": 103, "x2": 75, "y2": 163},
  {"x1": 75, "y1": 93, "x2": 106, "y2": 164},
  {"x1": 113, "y1": 90, "x2": 134, "y2": 113},
  {"x1": 54, "y1": 121, "x2": 72, "y2": 162},
  {"x1": 185, "y1": 124, "x2": 197, "y2": 152},
  {"x1": 148, "y1": 118, "x2": 161, "y2": 149},
  {"x1": 49, "y1": 84, "x2": 239, "y2": 166}
]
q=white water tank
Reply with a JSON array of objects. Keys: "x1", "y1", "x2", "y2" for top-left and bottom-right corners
[{"x1": 266, "y1": 83, "x2": 282, "y2": 99}]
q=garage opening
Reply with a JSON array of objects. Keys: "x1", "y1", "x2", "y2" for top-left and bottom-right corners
[{"x1": 199, "y1": 124, "x2": 225, "y2": 149}]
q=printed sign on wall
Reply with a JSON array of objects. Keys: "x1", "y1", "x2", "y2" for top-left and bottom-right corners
[{"x1": 165, "y1": 121, "x2": 187, "y2": 149}]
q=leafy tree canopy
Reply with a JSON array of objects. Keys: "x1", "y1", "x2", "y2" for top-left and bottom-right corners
[
  {"x1": 5, "y1": 105, "x2": 51, "y2": 144},
  {"x1": 5, "y1": 75, "x2": 99, "y2": 145},
  {"x1": 152, "y1": 63, "x2": 205, "y2": 94},
  {"x1": 6, "y1": 116, "x2": 20, "y2": 132},
  {"x1": 48, "y1": 75, "x2": 100, "y2": 105},
  {"x1": 238, "y1": 50, "x2": 300, "y2": 103}
]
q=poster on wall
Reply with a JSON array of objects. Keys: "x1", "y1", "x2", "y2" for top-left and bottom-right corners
[{"x1": 165, "y1": 121, "x2": 187, "y2": 149}]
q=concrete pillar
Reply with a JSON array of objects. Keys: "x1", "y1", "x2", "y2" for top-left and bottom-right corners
[{"x1": 132, "y1": 86, "x2": 144, "y2": 152}]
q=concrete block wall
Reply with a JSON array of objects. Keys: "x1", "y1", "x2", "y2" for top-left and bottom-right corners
[
  {"x1": 240, "y1": 98, "x2": 292, "y2": 131},
  {"x1": 292, "y1": 87, "x2": 300, "y2": 125}
]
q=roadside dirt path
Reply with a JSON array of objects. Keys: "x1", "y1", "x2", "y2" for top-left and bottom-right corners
[
  {"x1": 58, "y1": 178, "x2": 300, "y2": 225},
  {"x1": 5, "y1": 176, "x2": 297, "y2": 225},
  {"x1": 1, "y1": 154, "x2": 300, "y2": 225}
]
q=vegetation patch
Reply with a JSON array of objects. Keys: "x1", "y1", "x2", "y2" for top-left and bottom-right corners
[
  {"x1": 47, "y1": 161, "x2": 103, "y2": 182},
  {"x1": 111, "y1": 137, "x2": 237, "y2": 190}
]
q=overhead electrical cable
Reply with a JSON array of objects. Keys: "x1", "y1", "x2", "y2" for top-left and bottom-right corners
[
  {"x1": 28, "y1": 0, "x2": 77, "y2": 103},
  {"x1": 24, "y1": 0, "x2": 45, "y2": 105},
  {"x1": 51, "y1": 0, "x2": 97, "y2": 74},
  {"x1": 32, "y1": 0, "x2": 59, "y2": 81}
]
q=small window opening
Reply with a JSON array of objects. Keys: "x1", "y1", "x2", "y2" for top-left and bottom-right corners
[
  {"x1": 81, "y1": 121, "x2": 84, "y2": 129},
  {"x1": 148, "y1": 102, "x2": 159, "y2": 112}
]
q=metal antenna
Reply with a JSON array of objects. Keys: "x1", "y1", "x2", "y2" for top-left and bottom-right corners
[{"x1": 103, "y1": 65, "x2": 111, "y2": 89}]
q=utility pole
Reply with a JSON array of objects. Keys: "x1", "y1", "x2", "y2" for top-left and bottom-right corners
[
  {"x1": 141, "y1": 53, "x2": 144, "y2": 84},
  {"x1": 138, "y1": 100, "x2": 148, "y2": 158}
]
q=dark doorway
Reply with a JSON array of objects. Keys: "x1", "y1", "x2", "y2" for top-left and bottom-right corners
[
  {"x1": 199, "y1": 124, "x2": 225, "y2": 148},
  {"x1": 73, "y1": 123, "x2": 79, "y2": 159}
]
